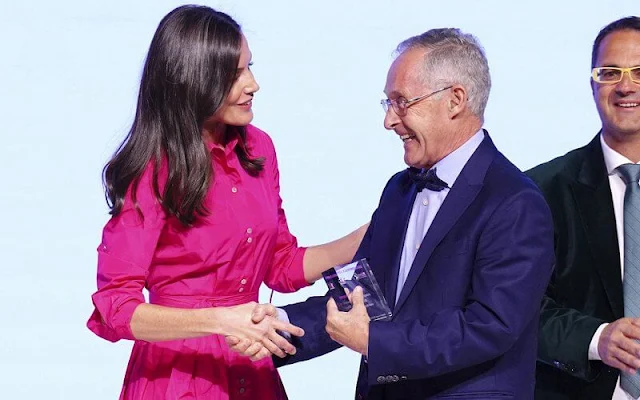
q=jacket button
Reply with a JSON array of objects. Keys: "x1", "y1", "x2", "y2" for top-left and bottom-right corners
[{"x1": 377, "y1": 376, "x2": 385, "y2": 383}]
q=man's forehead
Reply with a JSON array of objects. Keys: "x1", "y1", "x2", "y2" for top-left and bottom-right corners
[
  {"x1": 396, "y1": 48, "x2": 428, "y2": 72},
  {"x1": 597, "y1": 30, "x2": 640, "y2": 65},
  {"x1": 384, "y1": 48, "x2": 427, "y2": 94}
]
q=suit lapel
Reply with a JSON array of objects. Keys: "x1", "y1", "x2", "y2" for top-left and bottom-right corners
[
  {"x1": 571, "y1": 135, "x2": 623, "y2": 318},
  {"x1": 393, "y1": 134, "x2": 494, "y2": 314},
  {"x1": 381, "y1": 184, "x2": 418, "y2": 311}
]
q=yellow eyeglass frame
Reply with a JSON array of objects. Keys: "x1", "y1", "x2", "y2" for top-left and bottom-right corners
[{"x1": 592, "y1": 66, "x2": 640, "y2": 84}]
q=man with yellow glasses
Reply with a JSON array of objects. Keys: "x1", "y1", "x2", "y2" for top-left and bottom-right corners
[{"x1": 528, "y1": 16, "x2": 640, "y2": 400}]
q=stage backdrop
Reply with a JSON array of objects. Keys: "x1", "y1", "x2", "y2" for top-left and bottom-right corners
[{"x1": 1, "y1": 0, "x2": 638, "y2": 398}]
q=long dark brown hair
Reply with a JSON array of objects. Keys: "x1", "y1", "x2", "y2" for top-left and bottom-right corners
[{"x1": 104, "y1": 5, "x2": 264, "y2": 225}]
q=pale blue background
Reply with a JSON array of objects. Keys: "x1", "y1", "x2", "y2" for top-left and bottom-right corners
[{"x1": 1, "y1": 0, "x2": 638, "y2": 398}]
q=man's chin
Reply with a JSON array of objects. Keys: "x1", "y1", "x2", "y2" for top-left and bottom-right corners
[{"x1": 404, "y1": 156, "x2": 426, "y2": 170}]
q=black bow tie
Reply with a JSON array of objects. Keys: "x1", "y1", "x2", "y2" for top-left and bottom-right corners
[{"x1": 408, "y1": 167, "x2": 449, "y2": 192}]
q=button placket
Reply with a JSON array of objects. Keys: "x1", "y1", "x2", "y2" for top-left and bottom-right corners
[
  {"x1": 246, "y1": 227, "x2": 253, "y2": 244},
  {"x1": 238, "y1": 377, "x2": 246, "y2": 395}
]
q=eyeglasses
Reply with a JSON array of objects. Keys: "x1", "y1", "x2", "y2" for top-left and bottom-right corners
[
  {"x1": 592, "y1": 67, "x2": 640, "y2": 84},
  {"x1": 381, "y1": 86, "x2": 452, "y2": 116}
]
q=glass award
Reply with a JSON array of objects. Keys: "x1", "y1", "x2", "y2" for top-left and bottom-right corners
[{"x1": 322, "y1": 258, "x2": 392, "y2": 321}]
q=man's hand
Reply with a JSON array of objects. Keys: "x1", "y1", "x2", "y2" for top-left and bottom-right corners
[
  {"x1": 220, "y1": 302, "x2": 303, "y2": 361},
  {"x1": 598, "y1": 318, "x2": 640, "y2": 374},
  {"x1": 326, "y1": 286, "x2": 370, "y2": 355},
  {"x1": 224, "y1": 303, "x2": 301, "y2": 361}
]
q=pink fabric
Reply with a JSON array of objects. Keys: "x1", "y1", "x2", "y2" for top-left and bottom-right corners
[{"x1": 87, "y1": 125, "x2": 308, "y2": 399}]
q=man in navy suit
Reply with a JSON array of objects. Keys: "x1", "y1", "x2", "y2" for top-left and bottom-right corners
[{"x1": 230, "y1": 28, "x2": 555, "y2": 399}]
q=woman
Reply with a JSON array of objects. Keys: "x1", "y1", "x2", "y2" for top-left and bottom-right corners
[{"x1": 87, "y1": 5, "x2": 367, "y2": 399}]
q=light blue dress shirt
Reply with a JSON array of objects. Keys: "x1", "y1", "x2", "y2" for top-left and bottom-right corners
[{"x1": 396, "y1": 130, "x2": 485, "y2": 302}]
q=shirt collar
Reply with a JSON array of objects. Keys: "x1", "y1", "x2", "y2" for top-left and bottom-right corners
[
  {"x1": 205, "y1": 133, "x2": 240, "y2": 157},
  {"x1": 430, "y1": 129, "x2": 485, "y2": 188},
  {"x1": 600, "y1": 133, "x2": 635, "y2": 175}
]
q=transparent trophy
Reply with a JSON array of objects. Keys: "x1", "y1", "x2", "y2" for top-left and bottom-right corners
[{"x1": 322, "y1": 258, "x2": 392, "y2": 321}]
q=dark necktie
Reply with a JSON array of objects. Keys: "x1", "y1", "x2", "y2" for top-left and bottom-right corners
[
  {"x1": 408, "y1": 167, "x2": 449, "y2": 192},
  {"x1": 617, "y1": 163, "x2": 640, "y2": 398}
]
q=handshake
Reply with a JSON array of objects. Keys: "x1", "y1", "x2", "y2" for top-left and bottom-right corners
[
  {"x1": 221, "y1": 301, "x2": 303, "y2": 362},
  {"x1": 222, "y1": 286, "x2": 371, "y2": 362}
]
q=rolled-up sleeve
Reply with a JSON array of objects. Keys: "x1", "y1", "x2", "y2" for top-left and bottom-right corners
[
  {"x1": 87, "y1": 170, "x2": 165, "y2": 342},
  {"x1": 261, "y1": 134, "x2": 309, "y2": 293}
]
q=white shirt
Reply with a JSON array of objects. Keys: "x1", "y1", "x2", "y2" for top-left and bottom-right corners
[
  {"x1": 396, "y1": 130, "x2": 485, "y2": 301},
  {"x1": 588, "y1": 134, "x2": 640, "y2": 400}
]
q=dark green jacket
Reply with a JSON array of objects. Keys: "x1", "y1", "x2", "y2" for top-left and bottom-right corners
[{"x1": 527, "y1": 134, "x2": 621, "y2": 400}]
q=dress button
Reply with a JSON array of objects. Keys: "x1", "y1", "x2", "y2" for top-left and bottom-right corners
[
  {"x1": 231, "y1": 187, "x2": 238, "y2": 193},
  {"x1": 239, "y1": 378, "x2": 245, "y2": 384},
  {"x1": 247, "y1": 237, "x2": 253, "y2": 243},
  {"x1": 423, "y1": 199, "x2": 429, "y2": 206},
  {"x1": 415, "y1": 243, "x2": 420, "y2": 250},
  {"x1": 239, "y1": 387, "x2": 245, "y2": 394},
  {"x1": 246, "y1": 228, "x2": 252, "y2": 234},
  {"x1": 239, "y1": 287, "x2": 244, "y2": 292},
  {"x1": 241, "y1": 279, "x2": 247, "y2": 285}
]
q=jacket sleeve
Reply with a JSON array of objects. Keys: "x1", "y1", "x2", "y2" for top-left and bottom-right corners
[
  {"x1": 537, "y1": 285, "x2": 606, "y2": 380},
  {"x1": 275, "y1": 210, "x2": 378, "y2": 366}
]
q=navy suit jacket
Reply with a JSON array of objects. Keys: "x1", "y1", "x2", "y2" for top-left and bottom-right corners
[{"x1": 279, "y1": 134, "x2": 555, "y2": 399}]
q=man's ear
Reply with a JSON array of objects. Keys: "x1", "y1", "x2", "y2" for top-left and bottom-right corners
[{"x1": 448, "y1": 86, "x2": 467, "y2": 117}]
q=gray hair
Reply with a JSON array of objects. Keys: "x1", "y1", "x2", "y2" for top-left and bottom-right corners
[{"x1": 397, "y1": 28, "x2": 491, "y2": 118}]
